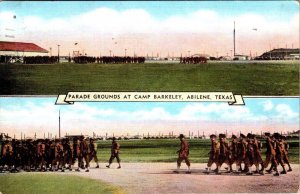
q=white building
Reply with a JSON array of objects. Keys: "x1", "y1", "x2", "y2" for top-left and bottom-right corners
[{"x1": 0, "y1": 41, "x2": 48, "y2": 57}]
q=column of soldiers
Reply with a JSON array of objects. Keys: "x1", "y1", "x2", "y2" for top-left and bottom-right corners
[
  {"x1": 179, "y1": 57, "x2": 207, "y2": 64},
  {"x1": 72, "y1": 56, "x2": 146, "y2": 64},
  {"x1": 0, "y1": 136, "x2": 101, "y2": 173},
  {"x1": 23, "y1": 56, "x2": 58, "y2": 64},
  {"x1": 205, "y1": 132, "x2": 292, "y2": 176}
]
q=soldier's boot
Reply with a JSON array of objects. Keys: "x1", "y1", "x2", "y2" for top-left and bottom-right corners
[
  {"x1": 243, "y1": 166, "x2": 249, "y2": 173},
  {"x1": 216, "y1": 166, "x2": 221, "y2": 175},
  {"x1": 246, "y1": 168, "x2": 253, "y2": 176},
  {"x1": 273, "y1": 167, "x2": 280, "y2": 176},
  {"x1": 259, "y1": 163, "x2": 265, "y2": 175},
  {"x1": 287, "y1": 164, "x2": 292, "y2": 172},
  {"x1": 75, "y1": 168, "x2": 80, "y2": 172},
  {"x1": 106, "y1": 163, "x2": 111, "y2": 168},
  {"x1": 95, "y1": 162, "x2": 99, "y2": 168},
  {"x1": 117, "y1": 163, "x2": 121, "y2": 169},
  {"x1": 85, "y1": 167, "x2": 89, "y2": 172},
  {"x1": 274, "y1": 172, "x2": 280, "y2": 176},
  {"x1": 205, "y1": 167, "x2": 210, "y2": 174},
  {"x1": 253, "y1": 165, "x2": 259, "y2": 174},
  {"x1": 186, "y1": 165, "x2": 191, "y2": 174},
  {"x1": 173, "y1": 165, "x2": 180, "y2": 173}
]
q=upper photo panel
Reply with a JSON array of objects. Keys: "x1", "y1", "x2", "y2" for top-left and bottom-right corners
[{"x1": 0, "y1": 1, "x2": 299, "y2": 95}]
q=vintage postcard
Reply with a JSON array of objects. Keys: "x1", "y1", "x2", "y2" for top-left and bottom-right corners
[{"x1": 0, "y1": 1, "x2": 299, "y2": 194}]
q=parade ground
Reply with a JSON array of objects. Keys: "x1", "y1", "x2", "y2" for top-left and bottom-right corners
[
  {"x1": 1, "y1": 163, "x2": 299, "y2": 194},
  {"x1": 0, "y1": 61, "x2": 298, "y2": 95}
]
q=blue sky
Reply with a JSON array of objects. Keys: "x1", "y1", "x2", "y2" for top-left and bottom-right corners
[
  {"x1": 2, "y1": 1, "x2": 298, "y2": 20},
  {"x1": 1, "y1": 1, "x2": 298, "y2": 56},
  {"x1": 0, "y1": 97, "x2": 299, "y2": 138}
]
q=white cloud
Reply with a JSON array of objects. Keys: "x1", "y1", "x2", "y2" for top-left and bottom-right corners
[
  {"x1": 262, "y1": 100, "x2": 274, "y2": 111},
  {"x1": 0, "y1": 7, "x2": 298, "y2": 40},
  {"x1": 275, "y1": 104, "x2": 298, "y2": 120}
]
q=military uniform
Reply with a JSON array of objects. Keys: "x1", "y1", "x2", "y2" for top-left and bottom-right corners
[
  {"x1": 175, "y1": 134, "x2": 191, "y2": 173},
  {"x1": 264, "y1": 133, "x2": 280, "y2": 176},
  {"x1": 89, "y1": 139, "x2": 99, "y2": 168},
  {"x1": 216, "y1": 134, "x2": 231, "y2": 174},
  {"x1": 281, "y1": 137, "x2": 292, "y2": 171},
  {"x1": 236, "y1": 134, "x2": 247, "y2": 172},
  {"x1": 206, "y1": 134, "x2": 219, "y2": 173},
  {"x1": 106, "y1": 137, "x2": 121, "y2": 169}
]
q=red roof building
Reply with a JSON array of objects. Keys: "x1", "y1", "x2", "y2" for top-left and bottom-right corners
[{"x1": 0, "y1": 41, "x2": 48, "y2": 53}]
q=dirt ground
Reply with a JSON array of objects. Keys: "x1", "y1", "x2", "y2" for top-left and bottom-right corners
[{"x1": 57, "y1": 163, "x2": 299, "y2": 193}]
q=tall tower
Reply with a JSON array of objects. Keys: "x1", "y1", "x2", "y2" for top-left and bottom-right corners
[
  {"x1": 233, "y1": 21, "x2": 236, "y2": 56},
  {"x1": 59, "y1": 109, "x2": 61, "y2": 139}
]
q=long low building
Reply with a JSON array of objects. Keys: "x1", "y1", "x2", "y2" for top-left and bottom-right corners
[
  {"x1": 0, "y1": 41, "x2": 48, "y2": 57},
  {"x1": 257, "y1": 48, "x2": 300, "y2": 60}
]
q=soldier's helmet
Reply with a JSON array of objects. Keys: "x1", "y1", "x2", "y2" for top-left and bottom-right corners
[
  {"x1": 210, "y1": 134, "x2": 216, "y2": 139},
  {"x1": 112, "y1": 137, "x2": 116, "y2": 141},
  {"x1": 219, "y1": 134, "x2": 226, "y2": 139},
  {"x1": 273, "y1": 133, "x2": 280, "y2": 139},
  {"x1": 264, "y1": 132, "x2": 270, "y2": 137},
  {"x1": 246, "y1": 133, "x2": 253, "y2": 139},
  {"x1": 90, "y1": 138, "x2": 94, "y2": 142},
  {"x1": 231, "y1": 134, "x2": 237, "y2": 139},
  {"x1": 240, "y1": 134, "x2": 246, "y2": 138},
  {"x1": 178, "y1": 134, "x2": 185, "y2": 139}
]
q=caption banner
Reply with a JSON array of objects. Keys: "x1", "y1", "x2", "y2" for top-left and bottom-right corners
[{"x1": 55, "y1": 92, "x2": 244, "y2": 105}]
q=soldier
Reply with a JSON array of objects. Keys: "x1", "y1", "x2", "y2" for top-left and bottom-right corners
[
  {"x1": 273, "y1": 133, "x2": 287, "y2": 174},
  {"x1": 236, "y1": 134, "x2": 247, "y2": 173},
  {"x1": 244, "y1": 133, "x2": 255, "y2": 175},
  {"x1": 37, "y1": 139, "x2": 46, "y2": 171},
  {"x1": 2, "y1": 140, "x2": 13, "y2": 171},
  {"x1": 80, "y1": 136, "x2": 90, "y2": 172},
  {"x1": 174, "y1": 134, "x2": 191, "y2": 174},
  {"x1": 63, "y1": 138, "x2": 73, "y2": 171},
  {"x1": 205, "y1": 134, "x2": 219, "y2": 174},
  {"x1": 49, "y1": 140, "x2": 56, "y2": 171},
  {"x1": 106, "y1": 137, "x2": 121, "y2": 169},
  {"x1": 89, "y1": 138, "x2": 99, "y2": 168},
  {"x1": 216, "y1": 134, "x2": 231, "y2": 174},
  {"x1": 281, "y1": 136, "x2": 292, "y2": 172},
  {"x1": 229, "y1": 135, "x2": 238, "y2": 171},
  {"x1": 55, "y1": 139, "x2": 65, "y2": 172},
  {"x1": 252, "y1": 134, "x2": 264, "y2": 175},
  {"x1": 264, "y1": 133, "x2": 280, "y2": 176}
]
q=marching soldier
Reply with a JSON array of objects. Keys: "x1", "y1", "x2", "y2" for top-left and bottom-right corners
[
  {"x1": 106, "y1": 137, "x2": 121, "y2": 169},
  {"x1": 63, "y1": 138, "x2": 73, "y2": 171},
  {"x1": 174, "y1": 134, "x2": 191, "y2": 174},
  {"x1": 273, "y1": 133, "x2": 287, "y2": 174},
  {"x1": 230, "y1": 135, "x2": 238, "y2": 171},
  {"x1": 264, "y1": 133, "x2": 280, "y2": 176},
  {"x1": 281, "y1": 136, "x2": 292, "y2": 172},
  {"x1": 206, "y1": 134, "x2": 219, "y2": 174},
  {"x1": 236, "y1": 134, "x2": 247, "y2": 173},
  {"x1": 252, "y1": 134, "x2": 264, "y2": 175},
  {"x1": 216, "y1": 134, "x2": 231, "y2": 174},
  {"x1": 89, "y1": 138, "x2": 99, "y2": 168},
  {"x1": 245, "y1": 133, "x2": 255, "y2": 175},
  {"x1": 80, "y1": 136, "x2": 90, "y2": 172}
]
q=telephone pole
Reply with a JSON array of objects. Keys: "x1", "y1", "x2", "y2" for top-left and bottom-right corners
[
  {"x1": 59, "y1": 109, "x2": 61, "y2": 139},
  {"x1": 233, "y1": 21, "x2": 236, "y2": 56}
]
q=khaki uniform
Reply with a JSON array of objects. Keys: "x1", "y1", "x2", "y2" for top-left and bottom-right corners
[
  {"x1": 109, "y1": 141, "x2": 121, "y2": 164},
  {"x1": 177, "y1": 139, "x2": 190, "y2": 167},
  {"x1": 217, "y1": 140, "x2": 231, "y2": 172},
  {"x1": 207, "y1": 141, "x2": 219, "y2": 168}
]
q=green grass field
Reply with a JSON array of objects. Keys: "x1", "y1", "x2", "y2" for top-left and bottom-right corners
[
  {"x1": 95, "y1": 139, "x2": 299, "y2": 164},
  {"x1": 0, "y1": 173, "x2": 126, "y2": 194},
  {"x1": 0, "y1": 61, "x2": 298, "y2": 95}
]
